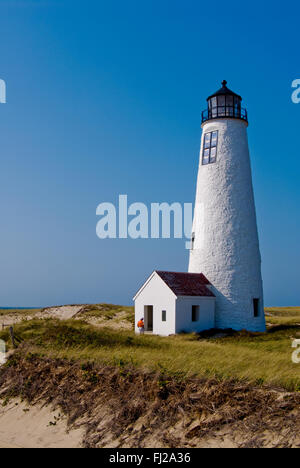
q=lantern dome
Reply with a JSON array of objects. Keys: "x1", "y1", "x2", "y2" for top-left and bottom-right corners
[{"x1": 202, "y1": 80, "x2": 248, "y2": 124}]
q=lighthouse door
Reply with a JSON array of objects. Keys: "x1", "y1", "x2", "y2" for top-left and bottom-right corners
[{"x1": 144, "y1": 305, "x2": 153, "y2": 332}]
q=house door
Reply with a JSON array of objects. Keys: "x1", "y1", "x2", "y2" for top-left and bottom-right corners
[{"x1": 144, "y1": 305, "x2": 153, "y2": 331}]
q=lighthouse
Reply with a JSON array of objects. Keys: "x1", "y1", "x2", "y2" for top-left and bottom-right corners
[
  {"x1": 133, "y1": 81, "x2": 266, "y2": 336},
  {"x1": 188, "y1": 81, "x2": 266, "y2": 332}
]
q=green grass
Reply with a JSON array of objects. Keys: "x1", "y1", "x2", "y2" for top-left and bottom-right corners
[
  {"x1": 265, "y1": 307, "x2": 300, "y2": 326},
  {"x1": 1, "y1": 308, "x2": 299, "y2": 391},
  {"x1": 0, "y1": 308, "x2": 42, "y2": 318},
  {"x1": 77, "y1": 303, "x2": 134, "y2": 323}
]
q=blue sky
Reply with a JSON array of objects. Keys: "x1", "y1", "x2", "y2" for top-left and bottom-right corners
[{"x1": 0, "y1": 0, "x2": 299, "y2": 307}]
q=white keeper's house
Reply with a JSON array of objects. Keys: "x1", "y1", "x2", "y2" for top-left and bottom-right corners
[
  {"x1": 134, "y1": 271, "x2": 216, "y2": 335},
  {"x1": 134, "y1": 81, "x2": 266, "y2": 336}
]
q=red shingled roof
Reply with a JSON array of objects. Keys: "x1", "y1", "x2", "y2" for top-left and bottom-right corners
[{"x1": 155, "y1": 271, "x2": 215, "y2": 297}]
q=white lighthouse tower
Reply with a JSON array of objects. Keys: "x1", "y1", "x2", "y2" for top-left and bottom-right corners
[{"x1": 189, "y1": 81, "x2": 266, "y2": 332}]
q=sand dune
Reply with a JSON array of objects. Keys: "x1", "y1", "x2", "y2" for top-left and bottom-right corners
[
  {"x1": 0, "y1": 400, "x2": 84, "y2": 448},
  {"x1": 42, "y1": 305, "x2": 85, "y2": 320}
]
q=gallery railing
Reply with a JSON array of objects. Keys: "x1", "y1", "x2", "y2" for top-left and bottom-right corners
[{"x1": 202, "y1": 106, "x2": 248, "y2": 123}]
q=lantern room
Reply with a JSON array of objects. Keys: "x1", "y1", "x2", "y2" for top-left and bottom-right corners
[{"x1": 202, "y1": 80, "x2": 248, "y2": 124}]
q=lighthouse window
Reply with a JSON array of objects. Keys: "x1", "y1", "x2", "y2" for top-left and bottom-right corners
[
  {"x1": 211, "y1": 132, "x2": 218, "y2": 146},
  {"x1": 210, "y1": 147, "x2": 217, "y2": 160},
  {"x1": 204, "y1": 133, "x2": 211, "y2": 149},
  {"x1": 218, "y1": 95, "x2": 225, "y2": 106},
  {"x1": 217, "y1": 96, "x2": 226, "y2": 116},
  {"x1": 253, "y1": 298, "x2": 260, "y2": 317},
  {"x1": 226, "y1": 95, "x2": 233, "y2": 106},
  {"x1": 226, "y1": 95, "x2": 234, "y2": 116},
  {"x1": 234, "y1": 96, "x2": 241, "y2": 117},
  {"x1": 202, "y1": 131, "x2": 218, "y2": 165}
]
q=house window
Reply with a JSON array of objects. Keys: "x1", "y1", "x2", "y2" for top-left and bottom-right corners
[
  {"x1": 192, "y1": 305, "x2": 199, "y2": 322},
  {"x1": 202, "y1": 131, "x2": 218, "y2": 165},
  {"x1": 162, "y1": 310, "x2": 166, "y2": 322},
  {"x1": 253, "y1": 298, "x2": 260, "y2": 317}
]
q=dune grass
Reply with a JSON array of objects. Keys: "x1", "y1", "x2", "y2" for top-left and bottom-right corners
[
  {"x1": 77, "y1": 303, "x2": 134, "y2": 324},
  {"x1": 0, "y1": 308, "x2": 42, "y2": 318},
  {"x1": 265, "y1": 307, "x2": 300, "y2": 315},
  {"x1": 0, "y1": 309, "x2": 299, "y2": 391},
  {"x1": 265, "y1": 307, "x2": 300, "y2": 326}
]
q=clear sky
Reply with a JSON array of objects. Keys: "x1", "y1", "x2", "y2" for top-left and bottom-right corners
[{"x1": 0, "y1": 0, "x2": 299, "y2": 307}]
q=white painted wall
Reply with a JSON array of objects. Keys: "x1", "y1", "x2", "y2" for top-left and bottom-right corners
[
  {"x1": 134, "y1": 272, "x2": 216, "y2": 336},
  {"x1": 175, "y1": 296, "x2": 215, "y2": 333},
  {"x1": 189, "y1": 118, "x2": 266, "y2": 332},
  {"x1": 134, "y1": 272, "x2": 176, "y2": 336}
]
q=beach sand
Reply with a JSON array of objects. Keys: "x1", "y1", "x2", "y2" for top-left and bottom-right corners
[{"x1": 0, "y1": 400, "x2": 84, "y2": 448}]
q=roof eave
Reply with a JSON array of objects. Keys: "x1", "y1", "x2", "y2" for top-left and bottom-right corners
[
  {"x1": 176, "y1": 293, "x2": 216, "y2": 298},
  {"x1": 133, "y1": 271, "x2": 178, "y2": 301},
  {"x1": 133, "y1": 271, "x2": 156, "y2": 301},
  {"x1": 206, "y1": 90, "x2": 242, "y2": 101}
]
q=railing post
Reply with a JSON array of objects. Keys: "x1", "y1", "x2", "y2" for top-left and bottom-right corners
[{"x1": 9, "y1": 327, "x2": 17, "y2": 349}]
